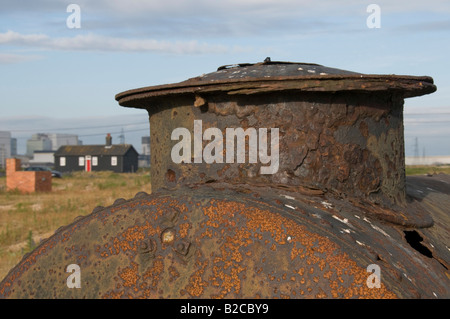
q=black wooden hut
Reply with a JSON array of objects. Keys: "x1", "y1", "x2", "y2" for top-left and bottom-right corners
[{"x1": 54, "y1": 134, "x2": 138, "y2": 173}]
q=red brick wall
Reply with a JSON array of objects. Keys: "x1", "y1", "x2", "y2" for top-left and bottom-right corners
[
  {"x1": 6, "y1": 158, "x2": 52, "y2": 193},
  {"x1": 6, "y1": 158, "x2": 20, "y2": 176},
  {"x1": 35, "y1": 171, "x2": 52, "y2": 192}
]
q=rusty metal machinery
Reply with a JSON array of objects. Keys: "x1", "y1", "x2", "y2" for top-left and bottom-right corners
[{"x1": 0, "y1": 59, "x2": 448, "y2": 299}]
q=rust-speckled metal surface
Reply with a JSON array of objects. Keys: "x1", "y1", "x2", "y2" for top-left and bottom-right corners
[
  {"x1": 144, "y1": 91, "x2": 411, "y2": 211},
  {"x1": 0, "y1": 175, "x2": 448, "y2": 298}
]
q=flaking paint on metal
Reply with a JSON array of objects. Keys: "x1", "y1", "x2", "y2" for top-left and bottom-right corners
[
  {"x1": 0, "y1": 187, "x2": 395, "y2": 298},
  {"x1": 1, "y1": 180, "x2": 448, "y2": 299}
]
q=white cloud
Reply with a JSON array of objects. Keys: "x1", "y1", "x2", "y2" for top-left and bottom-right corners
[
  {"x1": 2, "y1": 1, "x2": 448, "y2": 43},
  {"x1": 0, "y1": 31, "x2": 48, "y2": 45},
  {"x1": 0, "y1": 53, "x2": 42, "y2": 64},
  {"x1": 87, "y1": 0, "x2": 450, "y2": 17},
  {"x1": 0, "y1": 30, "x2": 238, "y2": 54}
]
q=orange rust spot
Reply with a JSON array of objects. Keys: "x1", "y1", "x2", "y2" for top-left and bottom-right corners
[
  {"x1": 318, "y1": 259, "x2": 326, "y2": 271},
  {"x1": 200, "y1": 227, "x2": 213, "y2": 239},
  {"x1": 323, "y1": 270, "x2": 333, "y2": 279},
  {"x1": 315, "y1": 288, "x2": 328, "y2": 298},
  {"x1": 185, "y1": 257, "x2": 208, "y2": 297},
  {"x1": 102, "y1": 290, "x2": 124, "y2": 299},
  {"x1": 101, "y1": 222, "x2": 160, "y2": 258},
  {"x1": 206, "y1": 220, "x2": 220, "y2": 228},
  {"x1": 118, "y1": 262, "x2": 139, "y2": 288},
  {"x1": 179, "y1": 222, "x2": 191, "y2": 238},
  {"x1": 143, "y1": 258, "x2": 164, "y2": 288},
  {"x1": 169, "y1": 266, "x2": 180, "y2": 282}
]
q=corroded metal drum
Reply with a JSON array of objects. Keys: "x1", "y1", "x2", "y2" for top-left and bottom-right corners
[{"x1": 0, "y1": 59, "x2": 448, "y2": 299}]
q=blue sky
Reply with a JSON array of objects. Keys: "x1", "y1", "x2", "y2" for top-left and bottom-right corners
[{"x1": 1, "y1": 0, "x2": 449, "y2": 156}]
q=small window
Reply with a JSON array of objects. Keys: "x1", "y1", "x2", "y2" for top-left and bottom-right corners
[
  {"x1": 79, "y1": 156, "x2": 85, "y2": 166},
  {"x1": 111, "y1": 156, "x2": 117, "y2": 166},
  {"x1": 60, "y1": 157, "x2": 66, "y2": 167},
  {"x1": 92, "y1": 156, "x2": 98, "y2": 166}
]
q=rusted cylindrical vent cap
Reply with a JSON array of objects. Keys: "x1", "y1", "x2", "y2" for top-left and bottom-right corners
[
  {"x1": 116, "y1": 59, "x2": 436, "y2": 209},
  {"x1": 116, "y1": 59, "x2": 435, "y2": 106}
]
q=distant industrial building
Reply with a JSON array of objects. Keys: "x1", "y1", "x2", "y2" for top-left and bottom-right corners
[
  {"x1": 0, "y1": 131, "x2": 12, "y2": 169},
  {"x1": 29, "y1": 151, "x2": 56, "y2": 167},
  {"x1": 142, "y1": 136, "x2": 150, "y2": 156},
  {"x1": 139, "y1": 136, "x2": 150, "y2": 168},
  {"x1": 405, "y1": 156, "x2": 450, "y2": 166},
  {"x1": 26, "y1": 133, "x2": 80, "y2": 158},
  {"x1": 26, "y1": 134, "x2": 52, "y2": 157},
  {"x1": 11, "y1": 138, "x2": 17, "y2": 156},
  {"x1": 47, "y1": 133, "x2": 80, "y2": 151},
  {"x1": 54, "y1": 134, "x2": 139, "y2": 173}
]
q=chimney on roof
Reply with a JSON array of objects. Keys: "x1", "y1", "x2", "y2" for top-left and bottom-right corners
[{"x1": 106, "y1": 133, "x2": 112, "y2": 147}]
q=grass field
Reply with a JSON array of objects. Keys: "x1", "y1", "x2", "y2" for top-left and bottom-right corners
[
  {"x1": 405, "y1": 165, "x2": 450, "y2": 176},
  {"x1": 0, "y1": 170, "x2": 151, "y2": 281},
  {"x1": 0, "y1": 165, "x2": 448, "y2": 282}
]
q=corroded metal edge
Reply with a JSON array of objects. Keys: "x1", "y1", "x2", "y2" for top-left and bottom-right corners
[
  {"x1": 115, "y1": 75, "x2": 436, "y2": 109},
  {"x1": 0, "y1": 176, "x2": 448, "y2": 299}
]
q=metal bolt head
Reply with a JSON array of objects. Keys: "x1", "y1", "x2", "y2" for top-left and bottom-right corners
[
  {"x1": 139, "y1": 241, "x2": 148, "y2": 251},
  {"x1": 138, "y1": 238, "x2": 156, "y2": 254},
  {"x1": 161, "y1": 229, "x2": 175, "y2": 244},
  {"x1": 174, "y1": 239, "x2": 191, "y2": 256}
]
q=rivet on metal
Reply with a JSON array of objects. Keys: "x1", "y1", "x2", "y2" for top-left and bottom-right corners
[
  {"x1": 134, "y1": 191, "x2": 149, "y2": 199},
  {"x1": 174, "y1": 239, "x2": 191, "y2": 256},
  {"x1": 138, "y1": 238, "x2": 156, "y2": 254},
  {"x1": 92, "y1": 206, "x2": 104, "y2": 213},
  {"x1": 161, "y1": 228, "x2": 176, "y2": 244},
  {"x1": 113, "y1": 198, "x2": 126, "y2": 206}
]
